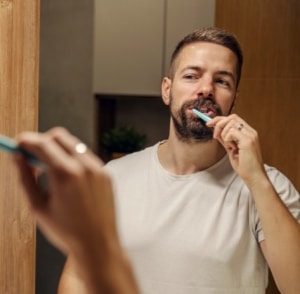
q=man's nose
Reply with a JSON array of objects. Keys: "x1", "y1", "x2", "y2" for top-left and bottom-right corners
[{"x1": 197, "y1": 78, "x2": 214, "y2": 98}]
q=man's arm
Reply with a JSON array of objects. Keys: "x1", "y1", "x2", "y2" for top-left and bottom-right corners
[
  {"x1": 58, "y1": 257, "x2": 89, "y2": 293},
  {"x1": 59, "y1": 251, "x2": 138, "y2": 294},
  {"x1": 208, "y1": 114, "x2": 300, "y2": 293},
  {"x1": 252, "y1": 178, "x2": 300, "y2": 294},
  {"x1": 13, "y1": 128, "x2": 139, "y2": 294}
]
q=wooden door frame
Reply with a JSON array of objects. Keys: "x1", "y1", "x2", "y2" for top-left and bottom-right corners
[{"x1": 0, "y1": 0, "x2": 40, "y2": 293}]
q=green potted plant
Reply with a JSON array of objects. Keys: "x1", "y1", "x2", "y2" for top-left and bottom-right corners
[{"x1": 101, "y1": 126, "x2": 147, "y2": 159}]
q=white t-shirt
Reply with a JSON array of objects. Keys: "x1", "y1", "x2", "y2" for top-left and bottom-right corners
[{"x1": 105, "y1": 142, "x2": 300, "y2": 294}]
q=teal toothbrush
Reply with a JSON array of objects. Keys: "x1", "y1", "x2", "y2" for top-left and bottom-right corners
[
  {"x1": 0, "y1": 134, "x2": 43, "y2": 168},
  {"x1": 192, "y1": 108, "x2": 212, "y2": 122}
]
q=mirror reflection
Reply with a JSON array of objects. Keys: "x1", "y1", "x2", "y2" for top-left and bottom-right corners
[{"x1": 37, "y1": 1, "x2": 300, "y2": 294}]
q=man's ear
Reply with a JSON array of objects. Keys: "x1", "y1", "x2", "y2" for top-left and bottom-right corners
[{"x1": 161, "y1": 77, "x2": 171, "y2": 105}]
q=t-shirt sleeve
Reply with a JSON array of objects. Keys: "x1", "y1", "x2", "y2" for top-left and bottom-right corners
[{"x1": 253, "y1": 166, "x2": 300, "y2": 243}]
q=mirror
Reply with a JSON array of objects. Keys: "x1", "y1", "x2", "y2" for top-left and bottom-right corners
[{"x1": 37, "y1": 1, "x2": 299, "y2": 294}]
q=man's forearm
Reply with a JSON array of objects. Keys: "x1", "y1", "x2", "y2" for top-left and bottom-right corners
[
  {"x1": 76, "y1": 243, "x2": 139, "y2": 294},
  {"x1": 250, "y1": 177, "x2": 300, "y2": 293},
  {"x1": 61, "y1": 236, "x2": 139, "y2": 294}
]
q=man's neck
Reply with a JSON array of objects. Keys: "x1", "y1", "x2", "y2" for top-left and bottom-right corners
[{"x1": 157, "y1": 136, "x2": 226, "y2": 175}]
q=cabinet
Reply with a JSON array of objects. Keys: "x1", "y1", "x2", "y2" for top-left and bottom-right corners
[
  {"x1": 164, "y1": 0, "x2": 216, "y2": 75},
  {"x1": 93, "y1": 0, "x2": 215, "y2": 96},
  {"x1": 93, "y1": 0, "x2": 164, "y2": 96}
]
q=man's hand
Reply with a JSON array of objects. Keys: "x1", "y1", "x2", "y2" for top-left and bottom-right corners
[
  {"x1": 14, "y1": 127, "x2": 118, "y2": 255},
  {"x1": 207, "y1": 114, "x2": 266, "y2": 187}
]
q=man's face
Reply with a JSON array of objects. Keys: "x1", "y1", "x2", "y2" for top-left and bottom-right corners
[{"x1": 162, "y1": 42, "x2": 238, "y2": 142}]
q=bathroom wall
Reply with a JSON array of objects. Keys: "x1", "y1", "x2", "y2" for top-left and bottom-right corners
[
  {"x1": 39, "y1": 0, "x2": 95, "y2": 149},
  {"x1": 37, "y1": 1, "x2": 94, "y2": 293}
]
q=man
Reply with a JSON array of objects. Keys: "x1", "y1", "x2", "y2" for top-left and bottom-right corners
[{"x1": 59, "y1": 28, "x2": 300, "y2": 293}]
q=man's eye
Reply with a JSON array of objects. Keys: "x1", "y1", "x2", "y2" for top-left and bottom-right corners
[
  {"x1": 216, "y1": 78, "x2": 230, "y2": 86},
  {"x1": 184, "y1": 74, "x2": 197, "y2": 80}
]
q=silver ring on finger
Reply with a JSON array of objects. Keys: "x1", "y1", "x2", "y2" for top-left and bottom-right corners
[{"x1": 75, "y1": 142, "x2": 88, "y2": 154}]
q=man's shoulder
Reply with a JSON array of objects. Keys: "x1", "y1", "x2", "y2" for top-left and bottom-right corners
[{"x1": 104, "y1": 143, "x2": 158, "y2": 172}]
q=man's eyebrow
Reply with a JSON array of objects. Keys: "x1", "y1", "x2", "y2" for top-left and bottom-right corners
[
  {"x1": 178, "y1": 67, "x2": 236, "y2": 83},
  {"x1": 179, "y1": 66, "x2": 202, "y2": 73}
]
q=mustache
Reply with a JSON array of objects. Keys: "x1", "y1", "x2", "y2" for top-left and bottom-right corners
[{"x1": 183, "y1": 97, "x2": 222, "y2": 115}]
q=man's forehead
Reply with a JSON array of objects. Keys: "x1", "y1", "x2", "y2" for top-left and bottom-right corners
[
  {"x1": 174, "y1": 42, "x2": 238, "y2": 75},
  {"x1": 179, "y1": 42, "x2": 236, "y2": 60}
]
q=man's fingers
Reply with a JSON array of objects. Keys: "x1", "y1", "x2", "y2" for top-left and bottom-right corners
[
  {"x1": 51, "y1": 128, "x2": 104, "y2": 169},
  {"x1": 17, "y1": 129, "x2": 81, "y2": 174},
  {"x1": 14, "y1": 155, "x2": 48, "y2": 210}
]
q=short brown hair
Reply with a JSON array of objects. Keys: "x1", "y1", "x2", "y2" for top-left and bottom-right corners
[{"x1": 169, "y1": 27, "x2": 243, "y2": 87}]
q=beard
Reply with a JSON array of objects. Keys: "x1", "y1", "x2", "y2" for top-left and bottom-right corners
[{"x1": 170, "y1": 96, "x2": 223, "y2": 142}]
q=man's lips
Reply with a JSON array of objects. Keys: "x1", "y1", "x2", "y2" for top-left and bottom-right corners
[
  {"x1": 202, "y1": 109, "x2": 216, "y2": 117},
  {"x1": 192, "y1": 107, "x2": 216, "y2": 118}
]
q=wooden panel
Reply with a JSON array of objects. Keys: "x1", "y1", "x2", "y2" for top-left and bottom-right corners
[
  {"x1": 236, "y1": 79, "x2": 300, "y2": 187},
  {"x1": 215, "y1": 0, "x2": 300, "y2": 190},
  {"x1": 215, "y1": 1, "x2": 300, "y2": 293},
  {"x1": 0, "y1": 0, "x2": 39, "y2": 293},
  {"x1": 216, "y1": 0, "x2": 300, "y2": 79}
]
